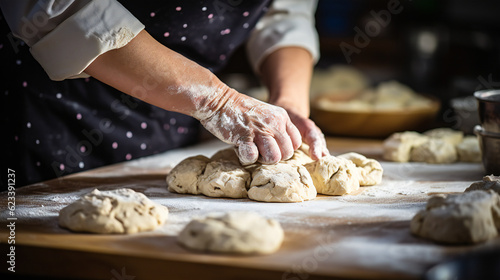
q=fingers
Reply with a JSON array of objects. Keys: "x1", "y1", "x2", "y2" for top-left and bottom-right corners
[
  {"x1": 286, "y1": 120, "x2": 302, "y2": 151},
  {"x1": 305, "y1": 127, "x2": 330, "y2": 160},
  {"x1": 236, "y1": 141, "x2": 259, "y2": 165},
  {"x1": 254, "y1": 135, "x2": 282, "y2": 164}
]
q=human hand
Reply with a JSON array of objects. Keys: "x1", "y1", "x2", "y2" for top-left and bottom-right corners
[{"x1": 195, "y1": 88, "x2": 302, "y2": 165}]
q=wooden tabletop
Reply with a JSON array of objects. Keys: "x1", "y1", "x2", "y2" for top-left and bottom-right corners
[{"x1": 1, "y1": 137, "x2": 498, "y2": 280}]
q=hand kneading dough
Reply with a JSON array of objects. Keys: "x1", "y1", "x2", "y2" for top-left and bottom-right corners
[
  {"x1": 248, "y1": 163, "x2": 317, "y2": 202},
  {"x1": 305, "y1": 156, "x2": 360, "y2": 195},
  {"x1": 410, "y1": 139, "x2": 457, "y2": 163},
  {"x1": 337, "y1": 152, "x2": 383, "y2": 186},
  {"x1": 424, "y1": 128, "x2": 464, "y2": 146},
  {"x1": 410, "y1": 191, "x2": 500, "y2": 244},
  {"x1": 465, "y1": 175, "x2": 500, "y2": 194},
  {"x1": 178, "y1": 212, "x2": 284, "y2": 254},
  {"x1": 383, "y1": 131, "x2": 429, "y2": 162},
  {"x1": 59, "y1": 188, "x2": 169, "y2": 234},
  {"x1": 456, "y1": 136, "x2": 481, "y2": 163},
  {"x1": 166, "y1": 155, "x2": 210, "y2": 194},
  {"x1": 199, "y1": 160, "x2": 250, "y2": 198}
]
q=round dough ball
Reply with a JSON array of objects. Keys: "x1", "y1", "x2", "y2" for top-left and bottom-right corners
[
  {"x1": 199, "y1": 160, "x2": 251, "y2": 198},
  {"x1": 59, "y1": 188, "x2": 169, "y2": 234},
  {"x1": 337, "y1": 152, "x2": 383, "y2": 186},
  {"x1": 383, "y1": 131, "x2": 429, "y2": 162},
  {"x1": 410, "y1": 190, "x2": 500, "y2": 244},
  {"x1": 178, "y1": 212, "x2": 284, "y2": 254},
  {"x1": 305, "y1": 156, "x2": 360, "y2": 195},
  {"x1": 410, "y1": 139, "x2": 457, "y2": 164},
  {"x1": 166, "y1": 155, "x2": 210, "y2": 194},
  {"x1": 424, "y1": 128, "x2": 464, "y2": 146},
  {"x1": 465, "y1": 175, "x2": 500, "y2": 195},
  {"x1": 456, "y1": 136, "x2": 481, "y2": 163},
  {"x1": 248, "y1": 163, "x2": 317, "y2": 202}
]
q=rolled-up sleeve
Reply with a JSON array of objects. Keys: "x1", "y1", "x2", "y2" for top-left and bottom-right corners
[
  {"x1": 246, "y1": 0, "x2": 319, "y2": 74},
  {"x1": 0, "y1": 0, "x2": 145, "y2": 81}
]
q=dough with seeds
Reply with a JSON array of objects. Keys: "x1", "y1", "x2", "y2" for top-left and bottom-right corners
[
  {"x1": 248, "y1": 163, "x2": 317, "y2": 202},
  {"x1": 178, "y1": 212, "x2": 284, "y2": 254},
  {"x1": 59, "y1": 188, "x2": 169, "y2": 234},
  {"x1": 337, "y1": 152, "x2": 383, "y2": 186},
  {"x1": 167, "y1": 155, "x2": 210, "y2": 195},
  {"x1": 305, "y1": 156, "x2": 360, "y2": 195},
  {"x1": 199, "y1": 160, "x2": 251, "y2": 198},
  {"x1": 410, "y1": 190, "x2": 500, "y2": 244}
]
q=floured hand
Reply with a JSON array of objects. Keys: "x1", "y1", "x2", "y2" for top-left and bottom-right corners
[{"x1": 195, "y1": 88, "x2": 302, "y2": 165}]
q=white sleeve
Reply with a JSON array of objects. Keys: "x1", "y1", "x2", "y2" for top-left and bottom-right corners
[
  {"x1": 246, "y1": 0, "x2": 319, "y2": 74},
  {"x1": 0, "y1": 0, "x2": 145, "y2": 81}
]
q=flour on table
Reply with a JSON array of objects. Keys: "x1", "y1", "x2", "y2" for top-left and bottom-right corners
[
  {"x1": 178, "y1": 211, "x2": 284, "y2": 254},
  {"x1": 59, "y1": 188, "x2": 169, "y2": 234},
  {"x1": 410, "y1": 190, "x2": 500, "y2": 244}
]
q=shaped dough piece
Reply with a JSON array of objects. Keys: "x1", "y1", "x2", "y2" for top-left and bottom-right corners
[
  {"x1": 337, "y1": 152, "x2": 383, "y2": 186},
  {"x1": 248, "y1": 163, "x2": 317, "y2": 202},
  {"x1": 305, "y1": 156, "x2": 360, "y2": 195},
  {"x1": 410, "y1": 139, "x2": 457, "y2": 163},
  {"x1": 210, "y1": 148, "x2": 240, "y2": 164},
  {"x1": 283, "y1": 148, "x2": 314, "y2": 166},
  {"x1": 465, "y1": 175, "x2": 500, "y2": 195},
  {"x1": 178, "y1": 212, "x2": 284, "y2": 254},
  {"x1": 410, "y1": 190, "x2": 500, "y2": 244},
  {"x1": 166, "y1": 155, "x2": 210, "y2": 194},
  {"x1": 383, "y1": 131, "x2": 429, "y2": 162},
  {"x1": 456, "y1": 136, "x2": 482, "y2": 163},
  {"x1": 59, "y1": 188, "x2": 169, "y2": 234},
  {"x1": 424, "y1": 128, "x2": 464, "y2": 146},
  {"x1": 199, "y1": 160, "x2": 251, "y2": 198}
]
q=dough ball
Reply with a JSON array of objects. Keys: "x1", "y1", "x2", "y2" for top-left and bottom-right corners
[
  {"x1": 248, "y1": 163, "x2": 317, "y2": 202},
  {"x1": 410, "y1": 190, "x2": 500, "y2": 244},
  {"x1": 383, "y1": 131, "x2": 429, "y2": 162},
  {"x1": 424, "y1": 128, "x2": 464, "y2": 146},
  {"x1": 465, "y1": 175, "x2": 500, "y2": 195},
  {"x1": 166, "y1": 155, "x2": 210, "y2": 194},
  {"x1": 59, "y1": 188, "x2": 168, "y2": 234},
  {"x1": 337, "y1": 152, "x2": 383, "y2": 186},
  {"x1": 410, "y1": 139, "x2": 458, "y2": 164},
  {"x1": 199, "y1": 160, "x2": 251, "y2": 198},
  {"x1": 305, "y1": 156, "x2": 360, "y2": 195},
  {"x1": 456, "y1": 136, "x2": 482, "y2": 163},
  {"x1": 210, "y1": 148, "x2": 240, "y2": 164},
  {"x1": 178, "y1": 212, "x2": 284, "y2": 254}
]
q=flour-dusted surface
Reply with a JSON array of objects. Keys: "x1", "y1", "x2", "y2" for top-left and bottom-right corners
[{"x1": 1, "y1": 139, "x2": 498, "y2": 280}]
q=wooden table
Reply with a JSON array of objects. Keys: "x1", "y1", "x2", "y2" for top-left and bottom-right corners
[{"x1": 1, "y1": 137, "x2": 498, "y2": 280}]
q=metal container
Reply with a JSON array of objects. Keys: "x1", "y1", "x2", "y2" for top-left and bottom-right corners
[
  {"x1": 474, "y1": 125, "x2": 500, "y2": 175},
  {"x1": 474, "y1": 89, "x2": 500, "y2": 133}
]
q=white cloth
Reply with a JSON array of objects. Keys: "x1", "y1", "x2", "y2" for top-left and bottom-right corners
[
  {"x1": 246, "y1": 0, "x2": 320, "y2": 74},
  {"x1": 0, "y1": 0, "x2": 145, "y2": 81},
  {"x1": 1, "y1": 0, "x2": 319, "y2": 81}
]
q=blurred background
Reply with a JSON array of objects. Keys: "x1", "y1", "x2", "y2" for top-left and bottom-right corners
[{"x1": 219, "y1": 0, "x2": 500, "y2": 134}]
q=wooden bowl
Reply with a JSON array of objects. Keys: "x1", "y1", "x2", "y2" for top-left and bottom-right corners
[{"x1": 311, "y1": 95, "x2": 441, "y2": 138}]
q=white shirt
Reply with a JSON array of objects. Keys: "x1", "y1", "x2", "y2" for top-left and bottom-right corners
[{"x1": 0, "y1": 0, "x2": 318, "y2": 81}]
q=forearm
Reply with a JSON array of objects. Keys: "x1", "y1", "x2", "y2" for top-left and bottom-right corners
[
  {"x1": 84, "y1": 30, "x2": 231, "y2": 120},
  {"x1": 260, "y1": 47, "x2": 314, "y2": 118}
]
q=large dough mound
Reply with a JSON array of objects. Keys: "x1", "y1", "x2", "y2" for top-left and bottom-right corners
[
  {"x1": 210, "y1": 148, "x2": 240, "y2": 164},
  {"x1": 59, "y1": 188, "x2": 169, "y2": 234},
  {"x1": 383, "y1": 131, "x2": 429, "y2": 162},
  {"x1": 166, "y1": 155, "x2": 210, "y2": 194},
  {"x1": 337, "y1": 152, "x2": 383, "y2": 186},
  {"x1": 199, "y1": 160, "x2": 251, "y2": 198},
  {"x1": 410, "y1": 191, "x2": 500, "y2": 244},
  {"x1": 248, "y1": 163, "x2": 317, "y2": 202},
  {"x1": 410, "y1": 138, "x2": 458, "y2": 164},
  {"x1": 465, "y1": 175, "x2": 500, "y2": 195},
  {"x1": 305, "y1": 156, "x2": 360, "y2": 195},
  {"x1": 178, "y1": 212, "x2": 284, "y2": 254}
]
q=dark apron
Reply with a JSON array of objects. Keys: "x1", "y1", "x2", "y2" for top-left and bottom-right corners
[{"x1": 0, "y1": 0, "x2": 271, "y2": 189}]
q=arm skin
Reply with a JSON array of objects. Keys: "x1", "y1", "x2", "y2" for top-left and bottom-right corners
[
  {"x1": 260, "y1": 47, "x2": 329, "y2": 160},
  {"x1": 84, "y1": 30, "x2": 302, "y2": 164}
]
